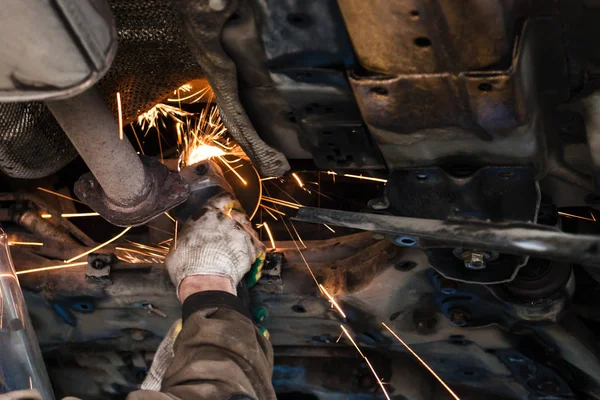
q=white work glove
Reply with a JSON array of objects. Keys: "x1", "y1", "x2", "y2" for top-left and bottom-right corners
[
  {"x1": 140, "y1": 319, "x2": 182, "y2": 391},
  {"x1": 142, "y1": 192, "x2": 265, "y2": 391},
  {"x1": 166, "y1": 191, "x2": 266, "y2": 298}
]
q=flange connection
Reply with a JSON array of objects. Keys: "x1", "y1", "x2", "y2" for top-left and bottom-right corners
[{"x1": 75, "y1": 156, "x2": 189, "y2": 227}]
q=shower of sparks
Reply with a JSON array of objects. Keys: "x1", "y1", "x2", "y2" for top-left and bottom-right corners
[
  {"x1": 326, "y1": 171, "x2": 387, "y2": 183},
  {"x1": 137, "y1": 104, "x2": 193, "y2": 132},
  {"x1": 37, "y1": 187, "x2": 85, "y2": 204},
  {"x1": 117, "y1": 92, "x2": 124, "y2": 140},
  {"x1": 382, "y1": 322, "x2": 461, "y2": 400},
  {"x1": 558, "y1": 211, "x2": 596, "y2": 222},
  {"x1": 323, "y1": 224, "x2": 336, "y2": 233},
  {"x1": 178, "y1": 104, "x2": 241, "y2": 166},
  {"x1": 16, "y1": 261, "x2": 88, "y2": 276},
  {"x1": 188, "y1": 145, "x2": 226, "y2": 162},
  {"x1": 319, "y1": 284, "x2": 347, "y2": 319},
  {"x1": 126, "y1": 240, "x2": 170, "y2": 255},
  {"x1": 340, "y1": 325, "x2": 391, "y2": 400},
  {"x1": 115, "y1": 246, "x2": 166, "y2": 259},
  {"x1": 167, "y1": 84, "x2": 211, "y2": 103},
  {"x1": 115, "y1": 246, "x2": 166, "y2": 264},
  {"x1": 292, "y1": 173, "x2": 304, "y2": 188},
  {"x1": 66, "y1": 227, "x2": 131, "y2": 263},
  {"x1": 8, "y1": 242, "x2": 43, "y2": 246},
  {"x1": 263, "y1": 222, "x2": 276, "y2": 249}
]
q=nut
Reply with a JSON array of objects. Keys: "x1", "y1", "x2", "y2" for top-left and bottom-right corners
[{"x1": 463, "y1": 251, "x2": 486, "y2": 270}]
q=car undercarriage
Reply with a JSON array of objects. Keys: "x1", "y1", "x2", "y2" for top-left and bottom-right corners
[{"x1": 2, "y1": 0, "x2": 600, "y2": 399}]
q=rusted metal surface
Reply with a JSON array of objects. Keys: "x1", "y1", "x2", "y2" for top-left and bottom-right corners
[
  {"x1": 345, "y1": 17, "x2": 566, "y2": 169},
  {"x1": 75, "y1": 155, "x2": 189, "y2": 227},
  {"x1": 179, "y1": 0, "x2": 290, "y2": 177},
  {"x1": 294, "y1": 207, "x2": 600, "y2": 268},
  {"x1": 0, "y1": 193, "x2": 95, "y2": 246},
  {"x1": 337, "y1": 0, "x2": 539, "y2": 75}
]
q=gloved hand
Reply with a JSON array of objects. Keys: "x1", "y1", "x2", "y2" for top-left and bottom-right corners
[
  {"x1": 142, "y1": 191, "x2": 265, "y2": 391},
  {"x1": 166, "y1": 191, "x2": 266, "y2": 298}
]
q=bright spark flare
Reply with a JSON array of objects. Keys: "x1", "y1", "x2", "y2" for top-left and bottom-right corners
[
  {"x1": 117, "y1": 92, "x2": 124, "y2": 140},
  {"x1": 41, "y1": 212, "x2": 100, "y2": 219},
  {"x1": 292, "y1": 172, "x2": 304, "y2": 188},
  {"x1": 187, "y1": 145, "x2": 226, "y2": 164},
  {"x1": 178, "y1": 105, "x2": 245, "y2": 168},
  {"x1": 8, "y1": 242, "x2": 43, "y2": 246},
  {"x1": 382, "y1": 322, "x2": 461, "y2": 400}
]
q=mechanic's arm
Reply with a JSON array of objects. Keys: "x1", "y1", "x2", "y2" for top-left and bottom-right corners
[{"x1": 127, "y1": 193, "x2": 276, "y2": 400}]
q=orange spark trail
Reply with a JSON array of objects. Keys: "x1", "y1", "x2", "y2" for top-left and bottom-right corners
[
  {"x1": 292, "y1": 172, "x2": 304, "y2": 188},
  {"x1": 218, "y1": 156, "x2": 247, "y2": 185},
  {"x1": 59, "y1": 213, "x2": 99, "y2": 218},
  {"x1": 340, "y1": 325, "x2": 391, "y2": 400},
  {"x1": 261, "y1": 206, "x2": 278, "y2": 221},
  {"x1": 320, "y1": 284, "x2": 347, "y2": 319},
  {"x1": 66, "y1": 227, "x2": 131, "y2": 263},
  {"x1": 558, "y1": 211, "x2": 596, "y2": 222},
  {"x1": 16, "y1": 262, "x2": 88, "y2": 276},
  {"x1": 117, "y1": 92, "x2": 124, "y2": 140},
  {"x1": 37, "y1": 187, "x2": 85, "y2": 204},
  {"x1": 174, "y1": 220, "x2": 178, "y2": 250},
  {"x1": 9, "y1": 242, "x2": 43, "y2": 246},
  {"x1": 290, "y1": 220, "x2": 307, "y2": 249},
  {"x1": 382, "y1": 322, "x2": 460, "y2": 400},
  {"x1": 263, "y1": 222, "x2": 276, "y2": 249}
]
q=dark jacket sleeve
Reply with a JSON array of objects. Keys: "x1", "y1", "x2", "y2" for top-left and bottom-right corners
[{"x1": 127, "y1": 291, "x2": 276, "y2": 400}]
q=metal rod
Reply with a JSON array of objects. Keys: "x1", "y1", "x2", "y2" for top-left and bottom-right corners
[
  {"x1": 294, "y1": 207, "x2": 600, "y2": 266},
  {"x1": 46, "y1": 88, "x2": 150, "y2": 206}
]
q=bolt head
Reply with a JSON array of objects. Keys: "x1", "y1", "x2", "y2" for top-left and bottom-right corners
[
  {"x1": 449, "y1": 309, "x2": 469, "y2": 327},
  {"x1": 464, "y1": 251, "x2": 486, "y2": 270},
  {"x1": 439, "y1": 278, "x2": 457, "y2": 295}
]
